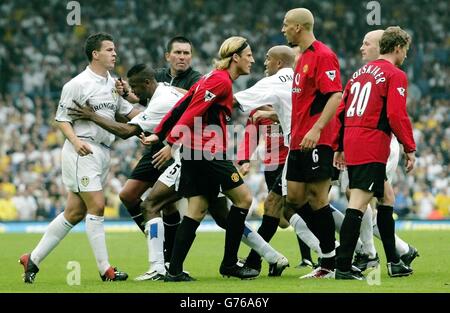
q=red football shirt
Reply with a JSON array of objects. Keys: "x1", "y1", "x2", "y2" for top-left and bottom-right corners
[
  {"x1": 236, "y1": 110, "x2": 289, "y2": 167},
  {"x1": 290, "y1": 40, "x2": 342, "y2": 150},
  {"x1": 154, "y1": 70, "x2": 233, "y2": 154},
  {"x1": 336, "y1": 59, "x2": 416, "y2": 165}
]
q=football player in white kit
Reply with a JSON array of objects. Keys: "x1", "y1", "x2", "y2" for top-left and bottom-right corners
[
  {"x1": 68, "y1": 63, "x2": 186, "y2": 281},
  {"x1": 19, "y1": 33, "x2": 141, "y2": 283}
]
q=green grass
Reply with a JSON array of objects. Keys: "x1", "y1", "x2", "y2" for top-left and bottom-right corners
[{"x1": 1, "y1": 230, "x2": 449, "y2": 293}]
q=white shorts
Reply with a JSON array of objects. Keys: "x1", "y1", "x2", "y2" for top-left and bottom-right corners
[
  {"x1": 158, "y1": 161, "x2": 181, "y2": 188},
  {"x1": 61, "y1": 140, "x2": 110, "y2": 192},
  {"x1": 386, "y1": 136, "x2": 400, "y2": 184}
]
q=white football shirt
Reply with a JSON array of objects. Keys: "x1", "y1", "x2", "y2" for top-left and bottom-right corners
[
  {"x1": 55, "y1": 66, "x2": 134, "y2": 146},
  {"x1": 128, "y1": 83, "x2": 184, "y2": 133},
  {"x1": 235, "y1": 67, "x2": 293, "y2": 145}
]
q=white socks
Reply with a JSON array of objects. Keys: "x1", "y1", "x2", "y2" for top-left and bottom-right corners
[
  {"x1": 289, "y1": 214, "x2": 322, "y2": 255},
  {"x1": 85, "y1": 214, "x2": 110, "y2": 275},
  {"x1": 241, "y1": 222, "x2": 280, "y2": 264},
  {"x1": 359, "y1": 205, "x2": 377, "y2": 258},
  {"x1": 30, "y1": 213, "x2": 74, "y2": 266},
  {"x1": 145, "y1": 218, "x2": 166, "y2": 274}
]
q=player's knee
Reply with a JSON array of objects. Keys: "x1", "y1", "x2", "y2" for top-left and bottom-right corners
[
  {"x1": 233, "y1": 192, "x2": 253, "y2": 209},
  {"x1": 264, "y1": 193, "x2": 282, "y2": 217},
  {"x1": 381, "y1": 185, "x2": 395, "y2": 206},
  {"x1": 119, "y1": 189, "x2": 133, "y2": 205},
  {"x1": 162, "y1": 204, "x2": 178, "y2": 216},
  {"x1": 283, "y1": 202, "x2": 297, "y2": 221},
  {"x1": 141, "y1": 198, "x2": 161, "y2": 217},
  {"x1": 188, "y1": 207, "x2": 207, "y2": 221},
  {"x1": 65, "y1": 210, "x2": 85, "y2": 224}
]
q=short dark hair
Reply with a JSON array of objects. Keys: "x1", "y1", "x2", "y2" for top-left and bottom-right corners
[
  {"x1": 166, "y1": 36, "x2": 193, "y2": 53},
  {"x1": 84, "y1": 32, "x2": 114, "y2": 62},
  {"x1": 127, "y1": 64, "x2": 155, "y2": 81},
  {"x1": 379, "y1": 26, "x2": 411, "y2": 55}
]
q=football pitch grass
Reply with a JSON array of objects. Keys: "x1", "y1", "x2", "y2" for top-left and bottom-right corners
[{"x1": 1, "y1": 229, "x2": 449, "y2": 293}]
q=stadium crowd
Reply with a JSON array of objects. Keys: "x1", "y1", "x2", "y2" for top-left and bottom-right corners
[{"x1": 0, "y1": 0, "x2": 448, "y2": 221}]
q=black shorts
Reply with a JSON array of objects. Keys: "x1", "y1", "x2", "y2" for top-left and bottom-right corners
[
  {"x1": 129, "y1": 142, "x2": 173, "y2": 183},
  {"x1": 347, "y1": 163, "x2": 386, "y2": 198},
  {"x1": 178, "y1": 157, "x2": 244, "y2": 200},
  {"x1": 264, "y1": 164, "x2": 284, "y2": 195},
  {"x1": 286, "y1": 145, "x2": 334, "y2": 183}
]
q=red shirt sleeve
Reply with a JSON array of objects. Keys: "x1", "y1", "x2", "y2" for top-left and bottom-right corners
[
  {"x1": 166, "y1": 74, "x2": 230, "y2": 144},
  {"x1": 315, "y1": 52, "x2": 342, "y2": 94},
  {"x1": 237, "y1": 111, "x2": 260, "y2": 163},
  {"x1": 333, "y1": 86, "x2": 348, "y2": 151},
  {"x1": 387, "y1": 71, "x2": 416, "y2": 153}
]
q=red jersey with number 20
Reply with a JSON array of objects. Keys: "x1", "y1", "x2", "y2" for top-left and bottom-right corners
[
  {"x1": 291, "y1": 40, "x2": 342, "y2": 150},
  {"x1": 336, "y1": 59, "x2": 416, "y2": 165}
]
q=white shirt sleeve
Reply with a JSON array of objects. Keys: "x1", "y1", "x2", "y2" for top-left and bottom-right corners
[
  {"x1": 118, "y1": 97, "x2": 134, "y2": 116},
  {"x1": 128, "y1": 111, "x2": 159, "y2": 133},
  {"x1": 55, "y1": 81, "x2": 82, "y2": 123},
  {"x1": 234, "y1": 77, "x2": 278, "y2": 112}
]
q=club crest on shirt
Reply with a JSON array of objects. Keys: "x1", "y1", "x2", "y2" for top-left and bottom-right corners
[
  {"x1": 231, "y1": 172, "x2": 240, "y2": 183},
  {"x1": 204, "y1": 90, "x2": 216, "y2": 102},
  {"x1": 111, "y1": 88, "x2": 119, "y2": 101},
  {"x1": 81, "y1": 176, "x2": 90, "y2": 187},
  {"x1": 325, "y1": 70, "x2": 336, "y2": 81},
  {"x1": 397, "y1": 87, "x2": 406, "y2": 97},
  {"x1": 303, "y1": 64, "x2": 309, "y2": 73}
]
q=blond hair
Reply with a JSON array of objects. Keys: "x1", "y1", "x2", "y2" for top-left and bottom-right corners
[{"x1": 214, "y1": 36, "x2": 248, "y2": 70}]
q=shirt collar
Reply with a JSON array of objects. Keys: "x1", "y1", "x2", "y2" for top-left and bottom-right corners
[{"x1": 86, "y1": 65, "x2": 110, "y2": 84}]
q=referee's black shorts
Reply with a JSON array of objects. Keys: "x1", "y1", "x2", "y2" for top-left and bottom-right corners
[
  {"x1": 178, "y1": 153, "x2": 244, "y2": 200},
  {"x1": 286, "y1": 145, "x2": 334, "y2": 183},
  {"x1": 129, "y1": 142, "x2": 173, "y2": 183},
  {"x1": 347, "y1": 162, "x2": 386, "y2": 198}
]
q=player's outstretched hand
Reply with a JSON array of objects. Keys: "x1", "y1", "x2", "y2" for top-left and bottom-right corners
[
  {"x1": 68, "y1": 100, "x2": 94, "y2": 120},
  {"x1": 152, "y1": 145, "x2": 173, "y2": 170},
  {"x1": 139, "y1": 132, "x2": 159, "y2": 146}
]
